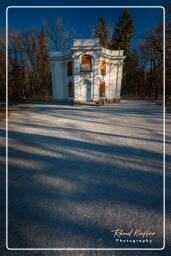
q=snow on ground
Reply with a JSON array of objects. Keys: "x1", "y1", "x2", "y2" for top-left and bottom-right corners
[{"x1": 0, "y1": 99, "x2": 171, "y2": 255}]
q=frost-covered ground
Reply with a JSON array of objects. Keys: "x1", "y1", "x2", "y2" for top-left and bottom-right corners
[{"x1": 0, "y1": 99, "x2": 171, "y2": 255}]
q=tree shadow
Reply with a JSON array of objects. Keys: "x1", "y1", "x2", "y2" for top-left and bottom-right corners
[
  {"x1": 4, "y1": 129, "x2": 165, "y2": 249},
  {"x1": 1, "y1": 99, "x2": 169, "y2": 249}
]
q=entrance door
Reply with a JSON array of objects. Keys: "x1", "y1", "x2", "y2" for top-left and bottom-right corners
[
  {"x1": 100, "y1": 81, "x2": 105, "y2": 97},
  {"x1": 83, "y1": 80, "x2": 91, "y2": 102}
]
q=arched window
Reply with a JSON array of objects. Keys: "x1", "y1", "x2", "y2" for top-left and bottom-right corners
[
  {"x1": 100, "y1": 61, "x2": 106, "y2": 76},
  {"x1": 82, "y1": 55, "x2": 91, "y2": 65},
  {"x1": 67, "y1": 62, "x2": 73, "y2": 76},
  {"x1": 68, "y1": 82, "x2": 74, "y2": 97},
  {"x1": 100, "y1": 81, "x2": 105, "y2": 97},
  {"x1": 80, "y1": 55, "x2": 92, "y2": 72}
]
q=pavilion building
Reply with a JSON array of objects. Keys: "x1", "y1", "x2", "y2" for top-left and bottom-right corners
[{"x1": 48, "y1": 38, "x2": 125, "y2": 103}]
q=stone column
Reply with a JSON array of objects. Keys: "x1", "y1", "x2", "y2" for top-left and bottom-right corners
[
  {"x1": 109, "y1": 63, "x2": 118, "y2": 102},
  {"x1": 49, "y1": 61, "x2": 65, "y2": 100},
  {"x1": 106, "y1": 61, "x2": 110, "y2": 100},
  {"x1": 50, "y1": 61, "x2": 66, "y2": 101},
  {"x1": 93, "y1": 55, "x2": 100, "y2": 102},
  {"x1": 73, "y1": 54, "x2": 81, "y2": 103},
  {"x1": 116, "y1": 61, "x2": 124, "y2": 101}
]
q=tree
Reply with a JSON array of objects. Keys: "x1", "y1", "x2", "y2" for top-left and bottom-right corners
[
  {"x1": 122, "y1": 49, "x2": 144, "y2": 96},
  {"x1": 8, "y1": 31, "x2": 27, "y2": 99},
  {"x1": 94, "y1": 18, "x2": 107, "y2": 47},
  {"x1": 139, "y1": 25, "x2": 163, "y2": 99},
  {"x1": 111, "y1": 9, "x2": 135, "y2": 96},
  {"x1": 112, "y1": 9, "x2": 135, "y2": 54},
  {"x1": 34, "y1": 31, "x2": 51, "y2": 96},
  {"x1": 0, "y1": 17, "x2": 76, "y2": 102},
  {"x1": 43, "y1": 17, "x2": 74, "y2": 50},
  {"x1": 7, "y1": 29, "x2": 52, "y2": 100},
  {"x1": 108, "y1": 35, "x2": 117, "y2": 50}
]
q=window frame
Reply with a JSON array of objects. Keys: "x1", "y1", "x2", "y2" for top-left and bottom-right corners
[
  {"x1": 100, "y1": 61, "x2": 106, "y2": 76},
  {"x1": 100, "y1": 81, "x2": 105, "y2": 97},
  {"x1": 80, "y1": 55, "x2": 92, "y2": 72},
  {"x1": 67, "y1": 61, "x2": 73, "y2": 76}
]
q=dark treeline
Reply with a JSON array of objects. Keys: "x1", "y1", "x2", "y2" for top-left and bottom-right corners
[
  {"x1": 0, "y1": 8, "x2": 170, "y2": 102},
  {"x1": 122, "y1": 25, "x2": 163, "y2": 99},
  {"x1": 0, "y1": 29, "x2": 51, "y2": 101},
  {"x1": 0, "y1": 17, "x2": 73, "y2": 102},
  {"x1": 93, "y1": 9, "x2": 166, "y2": 99}
]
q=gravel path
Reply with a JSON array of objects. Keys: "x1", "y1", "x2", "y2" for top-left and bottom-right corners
[{"x1": 1, "y1": 99, "x2": 171, "y2": 255}]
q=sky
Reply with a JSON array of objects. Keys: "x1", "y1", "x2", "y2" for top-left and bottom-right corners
[{"x1": 1, "y1": 0, "x2": 170, "y2": 48}]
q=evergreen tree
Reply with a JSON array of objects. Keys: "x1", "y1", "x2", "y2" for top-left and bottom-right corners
[
  {"x1": 113, "y1": 9, "x2": 135, "y2": 54},
  {"x1": 94, "y1": 18, "x2": 107, "y2": 47},
  {"x1": 108, "y1": 35, "x2": 117, "y2": 50},
  {"x1": 122, "y1": 49, "x2": 144, "y2": 96}
]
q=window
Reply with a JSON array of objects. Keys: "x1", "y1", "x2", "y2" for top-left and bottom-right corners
[
  {"x1": 80, "y1": 55, "x2": 92, "y2": 72},
  {"x1": 100, "y1": 61, "x2": 106, "y2": 76},
  {"x1": 67, "y1": 62, "x2": 73, "y2": 76},
  {"x1": 100, "y1": 81, "x2": 105, "y2": 97},
  {"x1": 82, "y1": 55, "x2": 91, "y2": 65},
  {"x1": 68, "y1": 82, "x2": 74, "y2": 97}
]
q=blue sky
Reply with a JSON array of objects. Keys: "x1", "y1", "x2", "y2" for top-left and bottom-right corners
[{"x1": 1, "y1": 0, "x2": 169, "y2": 48}]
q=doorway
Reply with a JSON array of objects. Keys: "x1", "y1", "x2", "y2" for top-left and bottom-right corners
[
  {"x1": 100, "y1": 81, "x2": 105, "y2": 97},
  {"x1": 82, "y1": 80, "x2": 91, "y2": 102}
]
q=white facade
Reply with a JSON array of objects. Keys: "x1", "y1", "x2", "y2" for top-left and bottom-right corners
[{"x1": 48, "y1": 38, "x2": 125, "y2": 103}]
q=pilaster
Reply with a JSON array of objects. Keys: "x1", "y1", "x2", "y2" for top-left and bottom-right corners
[
  {"x1": 116, "y1": 60, "x2": 124, "y2": 100},
  {"x1": 93, "y1": 55, "x2": 100, "y2": 101}
]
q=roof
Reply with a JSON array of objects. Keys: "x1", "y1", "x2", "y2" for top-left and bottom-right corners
[{"x1": 72, "y1": 38, "x2": 100, "y2": 47}]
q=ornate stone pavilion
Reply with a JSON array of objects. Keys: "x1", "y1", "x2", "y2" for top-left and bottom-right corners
[{"x1": 48, "y1": 38, "x2": 125, "y2": 103}]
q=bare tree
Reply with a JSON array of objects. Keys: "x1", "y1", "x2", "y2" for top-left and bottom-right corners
[
  {"x1": 7, "y1": 29, "x2": 51, "y2": 101},
  {"x1": 2, "y1": 17, "x2": 75, "y2": 102},
  {"x1": 139, "y1": 25, "x2": 163, "y2": 99},
  {"x1": 43, "y1": 17, "x2": 74, "y2": 50}
]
